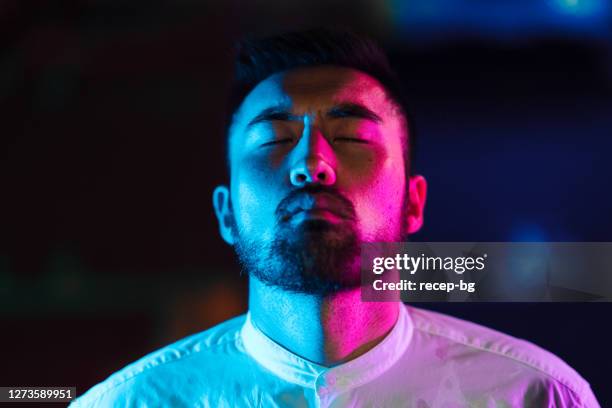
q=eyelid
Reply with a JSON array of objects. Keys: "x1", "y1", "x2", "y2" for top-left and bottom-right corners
[
  {"x1": 260, "y1": 138, "x2": 294, "y2": 147},
  {"x1": 333, "y1": 136, "x2": 369, "y2": 144}
]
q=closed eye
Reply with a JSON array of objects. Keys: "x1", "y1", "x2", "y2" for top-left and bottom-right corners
[
  {"x1": 334, "y1": 137, "x2": 369, "y2": 144},
  {"x1": 260, "y1": 138, "x2": 294, "y2": 147}
]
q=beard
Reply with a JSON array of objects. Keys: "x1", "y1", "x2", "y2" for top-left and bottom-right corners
[
  {"x1": 235, "y1": 218, "x2": 362, "y2": 296},
  {"x1": 232, "y1": 187, "x2": 409, "y2": 296}
]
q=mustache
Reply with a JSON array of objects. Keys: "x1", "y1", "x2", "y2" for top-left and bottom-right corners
[{"x1": 275, "y1": 185, "x2": 357, "y2": 222}]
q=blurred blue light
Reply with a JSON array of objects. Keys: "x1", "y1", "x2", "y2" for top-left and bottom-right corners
[
  {"x1": 389, "y1": 0, "x2": 611, "y2": 42},
  {"x1": 510, "y1": 224, "x2": 548, "y2": 242},
  {"x1": 549, "y1": 0, "x2": 605, "y2": 16}
]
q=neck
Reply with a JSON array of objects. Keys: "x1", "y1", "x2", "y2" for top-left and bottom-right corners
[{"x1": 248, "y1": 277, "x2": 400, "y2": 367}]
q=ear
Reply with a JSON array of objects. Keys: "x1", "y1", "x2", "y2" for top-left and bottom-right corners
[
  {"x1": 212, "y1": 185, "x2": 236, "y2": 245},
  {"x1": 406, "y1": 175, "x2": 427, "y2": 234}
]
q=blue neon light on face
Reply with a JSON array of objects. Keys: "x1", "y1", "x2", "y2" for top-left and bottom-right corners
[{"x1": 212, "y1": 65, "x2": 427, "y2": 294}]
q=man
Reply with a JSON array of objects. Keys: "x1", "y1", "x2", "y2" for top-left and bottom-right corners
[{"x1": 73, "y1": 28, "x2": 600, "y2": 407}]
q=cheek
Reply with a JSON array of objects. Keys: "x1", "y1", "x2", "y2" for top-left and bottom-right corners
[
  {"x1": 369, "y1": 127, "x2": 407, "y2": 218},
  {"x1": 356, "y1": 159, "x2": 405, "y2": 228},
  {"x1": 340, "y1": 145, "x2": 405, "y2": 235},
  {"x1": 230, "y1": 162, "x2": 282, "y2": 242}
]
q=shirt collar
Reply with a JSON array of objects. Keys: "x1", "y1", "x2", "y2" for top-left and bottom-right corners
[{"x1": 240, "y1": 303, "x2": 413, "y2": 393}]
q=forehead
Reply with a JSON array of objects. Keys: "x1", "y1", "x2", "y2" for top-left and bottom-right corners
[{"x1": 234, "y1": 66, "x2": 396, "y2": 121}]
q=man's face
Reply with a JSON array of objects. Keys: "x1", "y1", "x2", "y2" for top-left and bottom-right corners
[{"x1": 214, "y1": 66, "x2": 426, "y2": 295}]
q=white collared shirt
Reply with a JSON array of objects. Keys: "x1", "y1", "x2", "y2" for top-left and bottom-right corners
[{"x1": 72, "y1": 304, "x2": 600, "y2": 407}]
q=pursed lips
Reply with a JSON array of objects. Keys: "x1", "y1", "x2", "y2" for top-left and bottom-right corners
[{"x1": 279, "y1": 192, "x2": 354, "y2": 222}]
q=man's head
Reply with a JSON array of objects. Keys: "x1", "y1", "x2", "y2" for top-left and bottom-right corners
[{"x1": 213, "y1": 28, "x2": 427, "y2": 296}]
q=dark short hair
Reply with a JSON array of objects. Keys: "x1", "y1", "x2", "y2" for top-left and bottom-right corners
[{"x1": 225, "y1": 27, "x2": 416, "y2": 177}]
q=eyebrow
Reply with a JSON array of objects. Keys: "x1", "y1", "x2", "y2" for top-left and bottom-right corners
[
  {"x1": 247, "y1": 106, "x2": 300, "y2": 128},
  {"x1": 246, "y1": 102, "x2": 382, "y2": 128},
  {"x1": 326, "y1": 103, "x2": 382, "y2": 123}
]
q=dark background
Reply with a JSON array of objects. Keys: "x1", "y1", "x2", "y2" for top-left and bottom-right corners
[{"x1": 1, "y1": 0, "x2": 611, "y2": 405}]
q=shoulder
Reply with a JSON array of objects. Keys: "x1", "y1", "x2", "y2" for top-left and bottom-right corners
[
  {"x1": 71, "y1": 314, "x2": 248, "y2": 407},
  {"x1": 405, "y1": 305, "x2": 600, "y2": 407}
]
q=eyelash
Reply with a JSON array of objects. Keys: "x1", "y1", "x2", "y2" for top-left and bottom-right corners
[
  {"x1": 334, "y1": 137, "x2": 368, "y2": 144},
  {"x1": 260, "y1": 138, "x2": 294, "y2": 147},
  {"x1": 259, "y1": 136, "x2": 368, "y2": 147}
]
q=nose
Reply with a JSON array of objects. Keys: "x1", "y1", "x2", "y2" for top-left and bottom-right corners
[
  {"x1": 290, "y1": 157, "x2": 336, "y2": 187},
  {"x1": 289, "y1": 124, "x2": 337, "y2": 187}
]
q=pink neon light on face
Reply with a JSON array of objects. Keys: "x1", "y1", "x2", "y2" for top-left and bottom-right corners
[{"x1": 229, "y1": 66, "x2": 411, "y2": 244}]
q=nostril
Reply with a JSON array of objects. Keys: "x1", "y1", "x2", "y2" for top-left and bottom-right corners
[
  {"x1": 317, "y1": 172, "x2": 326, "y2": 181},
  {"x1": 296, "y1": 174, "x2": 307, "y2": 183}
]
